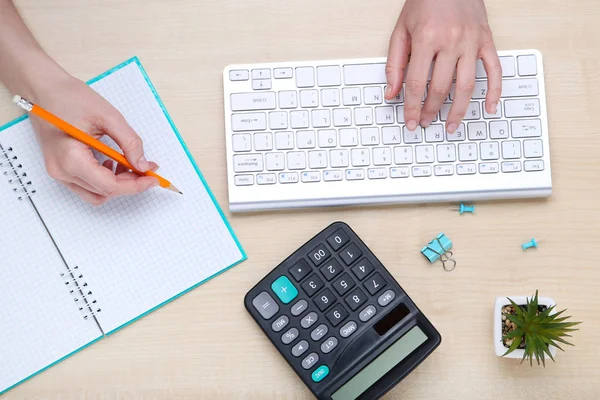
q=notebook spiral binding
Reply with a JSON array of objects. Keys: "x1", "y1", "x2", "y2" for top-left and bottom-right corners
[
  {"x1": 0, "y1": 144, "x2": 37, "y2": 201},
  {"x1": 60, "y1": 265, "x2": 102, "y2": 321}
]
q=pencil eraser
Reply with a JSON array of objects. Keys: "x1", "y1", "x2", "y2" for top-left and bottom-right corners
[{"x1": 12, "y1": 95, "x2": 22, "y2": 104}]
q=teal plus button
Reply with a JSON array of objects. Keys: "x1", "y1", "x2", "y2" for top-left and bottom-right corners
[
  {"x1": 311, "y1": 365, "x2": 329, "y2": 382},
  {"x1": 271, "y1": 276, "x2": 298, "y2": 304}
]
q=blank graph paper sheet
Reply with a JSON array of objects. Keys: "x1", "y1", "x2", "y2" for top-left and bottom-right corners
[{"x1": 0, "y1": 57, "x2": 245, "y2": 394}]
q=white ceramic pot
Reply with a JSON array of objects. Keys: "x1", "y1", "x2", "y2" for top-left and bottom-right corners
[{"x1": 494, "y1": 295, "x2": 557, "y2": 359}]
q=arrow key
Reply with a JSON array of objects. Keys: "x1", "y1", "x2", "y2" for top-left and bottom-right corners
[{"x1": 292, "y1": 340, "x2": 309, "y2": 357}]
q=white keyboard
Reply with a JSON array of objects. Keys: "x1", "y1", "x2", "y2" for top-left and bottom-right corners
[{"x1": 222, "y1": 49, "x2": 551, "y2": 212}]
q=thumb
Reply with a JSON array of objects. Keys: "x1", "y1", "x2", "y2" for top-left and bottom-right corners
[
  {"x1": 100, "y1": 114, "x2": 150, "y2": 172},
  {"x1": 385, "y1": 24, "x2": 411, "y2": 99}
]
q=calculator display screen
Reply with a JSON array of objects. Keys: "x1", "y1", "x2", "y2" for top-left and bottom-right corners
[{"x1": 331, "y1": 325, "x2": 428, "y2": 400}]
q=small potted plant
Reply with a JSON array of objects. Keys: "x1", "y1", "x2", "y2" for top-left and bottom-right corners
[{"x1": 494, "y1": 290, "x2": 581, "y2": 366}]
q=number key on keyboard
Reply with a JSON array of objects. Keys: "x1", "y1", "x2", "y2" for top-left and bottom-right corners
[
  {"x1": 340, "y1": 243, "x2": 362, "y2": 265},
  {"x1": 314, "y1": 288, "x2": 335, "y2": 311},
  {"x1": 363, "y1": 272, "x2": 386, "y2": 295},
  {"x1": 325, "y1": 303, "x2": 349, "y2": 326},
  {"x1": 302, "y1": 274, "x2": 324, "y2": 296},
  {"x1": 345, "y1": 287, "x2": 368, "y2": 311}
]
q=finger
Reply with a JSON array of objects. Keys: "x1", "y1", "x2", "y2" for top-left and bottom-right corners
[
  {"x1": 102, "y1": 159, "x2": 115, "y2": 172},
  {"x1": 115, "y1": 161, "x2": 158, "y2": 175},
  {"x1": 99, "y1": 113, "x2": 151, "y2": 172},
  {"x1": 76, "y1": 161, "x2": 159, "y2": 198},
  {"x1": 385, "y1": 23, "x2": 411, "y2": 100},
  {"x1": 479, "y1": 42, "x2": 502, "y2": 114},
  {"x1": 446, "y1": 52, "x2": 476, "y2": 133},
  {"x1": 62, "y1": 181, "x2": 109, "y2": 206},
  {"x1": 420, "y1": 52, "x2": 457, "y2": 127},
  {"x1": 403, "y1": 45, "x2": 435, "y2": 131}
]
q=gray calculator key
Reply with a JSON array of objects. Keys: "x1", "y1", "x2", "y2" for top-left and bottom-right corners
[
  {"x1": 282, "y1": 328, "x2": 299, "y2": 344},
  {"x1": 321, "y1": 337, "x2": 339, "y2": 354},
  {"x1": 291, "y1": 299, "x2": 308, "y2": 316},
  {"x1": 302, "y1": 352, "x2": 320, "y2": 369},
  {"x1": 378, "y1": 289, "x2": 396, "y2": 307},
  {"x1": 359, "y1": 305, "x2": 377, "y2": 322},
  {"x1": 301, "y1": 312, "x2": 318, "y2": 329},
  {"x1": 311, "y1": 324, "x2": 328, "y2": 341},
  {"x1": 271, "y1": 315, "x2": 289, "y2": 332},
  {"x1": 252, "y1": 291, "x2": 279, "y2": 319},
  {"x1": 292, "y1": 340, "x2": 309, "y2": 357},
  {"x1": 340, "y1": 320, "x2": 357, "y2": 338}
]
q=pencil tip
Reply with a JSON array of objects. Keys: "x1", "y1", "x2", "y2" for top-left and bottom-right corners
[
  {"x1": 179, "y1": 191, "x2": 183, "y2": 195},
  {"x1": 165, "y1": 184, "x2": 182, "y2": 194}
]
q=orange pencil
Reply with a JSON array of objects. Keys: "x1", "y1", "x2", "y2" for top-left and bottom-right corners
[{"x1": 12, "y1": 95, "x2": 181, "y2": 194}]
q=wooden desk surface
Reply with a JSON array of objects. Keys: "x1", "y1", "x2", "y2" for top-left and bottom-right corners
[{"x1": 1, "y1": 0, "x2": 599, "y2": 398}]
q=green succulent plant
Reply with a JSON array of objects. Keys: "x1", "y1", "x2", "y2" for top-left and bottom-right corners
[{"x1": 502, "y1": 290, "x2": 581, "y2": 366}]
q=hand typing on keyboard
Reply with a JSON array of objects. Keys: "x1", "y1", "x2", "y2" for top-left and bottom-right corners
[{"x1": 385, "y1": 0, "x2": 501, "y2": 134}]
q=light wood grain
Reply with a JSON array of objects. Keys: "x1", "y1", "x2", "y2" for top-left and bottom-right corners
[{"x1": 1, "y1": 0, "x2": 600, "y2": 398}]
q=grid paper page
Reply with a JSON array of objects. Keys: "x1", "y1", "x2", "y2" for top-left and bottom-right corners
[
  {"x1": 0, "y1": 59, "x2": 244, "y2": 334},
  {"x1": 0, "y1": 140, "x2": 102, "y2": 393}
]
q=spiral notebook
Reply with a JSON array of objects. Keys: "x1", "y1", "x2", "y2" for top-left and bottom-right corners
[{"x1": 0, "y1": 57, "x2": 246, "y2": 394}]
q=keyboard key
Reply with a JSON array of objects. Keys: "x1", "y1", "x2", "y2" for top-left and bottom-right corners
[
  {"x1": 339, "y1": 128, "x2": 359, "y2": 147},
  {"x1": 403, "y1": 126, "x2": 422, "y2": 144},
  {"x1": 364, "y1": 86, "x2": 383, "y2": 104},
  {"x1": 287, "y1": 152, "x2": 306, "y2": 170},
  {"x1": 302, "y1": 274, "x2": 324, "y2": 296},
  {"x1": 282, "y1": 327, "x2": 299, "y2": 344},
  {"x1": 234, "y1": 175, "x2": 254, "y2": 186},
  {"x1": 296, "y1": 67, "x2": 315, "y2": 88},
  {"x1": 252, "y1": 291, "x2": 279, "y2": 319},
  {"x1": 382, "y1": 126, "x2": 401, "y2": 144},
  {"x1": 394, "y1": 146, "x2": 413, "y2": 164},
  {"x1": 254, "y1": 133, "x2": 273, "y2": 151},
  {"x1": 373, "y1": 147, "x2": 392, "y2": 165},
  {"x1": 332, "y1": 273, "x2": 355, "y2": 296},
  {"x1": 524, "y1": 160, "x2": 544, "y2": 171},
  {"x1": 412, "y1": 166, "x2": 432, "y2": 177},
  {"x1": 229, "y1": 69, "x2": 249, "y2": 81},
  {"x1": 231, "y1": 112, "x2": 267, "y2": 131},
  {"x1": 390, "y1": 166, "x2": 410, "y2": 178},
  {"x1": 252, "y1": 79, "x2": 272, "y2": 90},
  {"x1": 265, "y1": 152, "x2": 284, "y2": 171},
  {"x1": 345, "y1": 288, "x2": 367, "y2": 311},
  {"x1": 309, "y1": 150, "x2": 328, "y2": 169},
  {"x1": 297, "y1": 130, "x2": 315, "y2": 149},
  {"x1": 271, "y1": 276, "x2": 298, "y2": 304},
  {"x1": 231, "y1": 92, "x2": 276, "y2": 111},
  {"x1": 333, "y1": 108, "x2": 352, "y2": 126},
  {"x1": 308, "y1": 244, "x2": 331, "y2": 266},
  {"x1": 272, "y1": 316, "x2": 289, "y2": 332},
  {"x1": 291, "y1": 299, "x2": 308, "y2": 316},
  {"x1": 302, "y1": 352, "x2": 319, "y2": 370},
  {"x1": 415, "y1": 145, "x2": 434, "y2": 163},
  {"x1": 425, "y1": 125, "x2": 444, "y2": 142},
  {"x1": 468, "y1": 121, "x2": 487, "y2": 140},
  {"x1": 321, "y1": 89, "x2": 340, "y2": 107},
  {"x1": 436, "y1": 144, "x2": 456, "y2": 162},
  {"x1": 502, "y1": 161, "x2": 522, "y2": 173},
  {"x1": 524, "y1": 139, "x2": 543, "y2": 158},
  {"x1": 233, "y1": 154, "x2": 264, "y2": 172},
  {"x1": 483, "y1": 101, "x2": 502, "y2": 119},
  {"x1": 232, "y1": 133, "x2": 252, "y2": 152},
  {"x1": 314, "y1": 288, "x2": 335, "y2": 311},
  {"x1": 351, "y1": 148, "x2": 370, "y2": 166},
  {"x1": 343, "y1": 63, "x2": 386, "y2": 85},
  {"x1": 325, "y1": 304, "x2": 349, "y2": 326},
  {"x1": 434, "y1": 164, "x2": 454, "y2": 176},
  {"x1": 359, "y1": 305, "x2": 377, "y2": 322},
  {"x1": 340, "y1": 243, "x2": 362, "y2": 265},
  {"x1": 324, "y1": 170, "x2": 343, "y2": 181},
  {"x1": 511, "y1": 119, "x2": 542, "y2": 138},
  {"x1": 368, "y1": 168, "x2": 387, "y2": 179},
  {"x1": 274, "y1": 131, "x2": 293, "y2": 149},
  {"x1": 301, "y1": 312, "x2": 319, "y2": 329},
  {"x1": 279, "y1": 172, "x2": 299, "y2": 183},
  {"x1": 311, "y1": 324, "x2": 328, "y2": 341},
  {"x1": 458, "y1": 143, "x2": 477, "y2": 162},
  {"x1": 318, "y1": 129, "x2": 337, "y2": 147},
  {"x1": 321, "y1": 337, "x2": 338, "y2": 354},
  {"x1": 475, "y1": 56, "x2": 516, "y2": 78},
  {"x1": 345, "y1": 169, "x2": 365, "y2": 180},
  {"x1": 312, "y1": 109, "x2": 331, "y2": 128},
  {"x1": 252, "y1": 69, "x2": 271, "y2": 79},
  {"x1": 320, "y1": 259, "x2": 343, "y2": 281},
  {"x1": 446, "y1": 123, "x2": 466, "y2": 141},
  {"x1": 501, "y1": 78, "x2": 539, "y2": 98},
  {"x1": 312, "y1": 365, "x2": 330, "y2": 383},
  {"x1": 279, "y1": 90, "x2": 298, "y2": 109},
  {"x1": 351, "y1": 258, "x2": 374, "y2": 280},
  {"x1": 327, "y1": 229, "x2": 350, "y2": 250},
  {"x1": 339, "y1": 320, "x2": 358, "y2": 338},
  {"x1": 269, "y1": 112, "x2": 288, "y2": 130},
  {"x1": 317, "y1": 65, "x2": 342, "y2": 87},
  {"x1": 464, "y1": 102, "x2": 481, "y2": 120},
  {"x1": 300, "y1": 89, "x2": 319, "y2": 108},
  {"x1": 292, "y1": 340, "x2": 309, "y2": 357},
  {"x1": 396, "y1": 105, "x2": 405, "y2": 123},
  {"x1": 354, "y1": 107, "x2": 373, "y2": 125},
  {"x1": 257, "y1": 173, "x2": 276, "y2": 185},
  {"x1": 342, "y1": 87, "x2": 361, "y2": 105},
  {"x1": 274, "y1": 67, "x2": 293, "y2": 79},
  {"x1": 480, "y1": 141, "x2": 500, "y2": 160},
  {"x1": 502, "y1": 140, "x2": 521, "y2": 159},
  {"x1": 290, "y1": 111, "x2": 309, "y2": 129},
  {"x1": 490, "y1": 121, "x2": 509, "y2": 139},
  {"x1": 457, "y1": 163, "x2": 477, "y2": 175},
  {"x1": 378, "y1": 289, "x2": 395, "y2": 307},
  {"x1": 289, "y1": 259, "x2": 311, "y2": 281},
  {"x1": 361, "y1": 127, "x2": 379, "y2": 145},
  {"x1": 479, "y1": 162, "x2": 499, "y2": 174},
  {"x1": 505, "y1": 99, "x2": 540, "y2": 118},
  {"x1": 517, "y1": 54, "x2": 537, "y2": 76},
  {"x1": 330, "y1": 149, "x2": 349, "y2": 168},
  {"x1": 363, "y1": 272, "x2": 386, "y2": 295}
]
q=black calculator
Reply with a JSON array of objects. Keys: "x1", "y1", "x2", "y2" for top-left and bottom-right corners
[{"x1": 244, "y1": 221, "x2": 441, "y2": 400}]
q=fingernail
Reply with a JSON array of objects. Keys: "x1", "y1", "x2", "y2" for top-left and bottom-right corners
[
  {"x1": 490, "y1": 102, "x2": 498, "y2": 113},
  {"x1": 385, "y1": 85, "x2": 392, "y2": 98},
  {"x1": 407, "y1": 120, "x2": 417, "y2": 131},
  {"x1": 448, "y1": 123, "x2": 457, "y2": 133},
  {"x1": 137, "y1": 156, "x2": 150, "y2": 171},
  {"x1": 420, "y1": 118, "x2": 431, "y2": 128}
]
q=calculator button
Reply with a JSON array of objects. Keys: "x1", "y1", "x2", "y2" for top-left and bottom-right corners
[
  {"x1": 271, "y1": 315, "x2": 289, "y2": 332},
  {"x1": 301, "y1": 274, "x2": 324, "y2": 297},
  {"x1": 310, "y1": 324, "x2": 328, "y2": 341},
  {"x1": 308, "y1": 244, "x2": 331, "y2": 266},
  {"x1": 340, "y1": 243, "x2": 362, "y2": 265},
  {"x1": 302, "y1": 352, "x2": 320, "y2": 369},
  {"x1": 351, "y1": 258, "x2": 374, "y2": 280},
  {"x1": 301, "y1": 312, "x2": 319, "y2": 329},
  {"x1": 325, "y1": 304, "x2": 349, "y2": 326},
  {"x1": 363, "y1": 272, "x2": 386, "y2": 295},
  {"x1": 289, "y1": 259, "x2": 311, "y2": 282},
  {"x1": 327, "y1": 229, "x2": 350, "y2": 250},
  {"x1": 314, "y1": 288, "x2": 335, "y2": 311},
  {"x1": 252, "y1": 291, "x2": 279, "y2": 320},
  {"x1": 320, "y1": 259, "x2": 343, "y2": 281},
  {"x1": 378, "y1": 289, "x2": 396, "y2": 307},
  {"x1": 312, "y1": 365, "x2": 330, "y2": 382},
  {"x1": 292, "y1": 340, "x2": 309, "y2": 357},
  {"x1": 332, "y1": 273, "x2": 355, "y2": 296},
  {"x1": 282, "y1": 328, "x2": 299, "y2": 344},
  {"x1": 291, "y1": 299, "x2": 308, "y2": 316},
  {"x1": 340, "y1": 321, "x2": 358, "y2": 338},
  {"x1": 344, "y1": 288, "x2": 368, "y2": 311},
  {"x1": 271, "y1": 276, "x2": 299, "y2": 304},
  {"x1": 359, "y1": 305, "x2": 377, "y2": 322},
  {"x1": 321, "y1": 337, "x2": 339, "y2": 354}
]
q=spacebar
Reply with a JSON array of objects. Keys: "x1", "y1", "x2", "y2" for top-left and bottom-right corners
[{"x1": 343, "y1": 63, "x2": 387, "y2": 85}]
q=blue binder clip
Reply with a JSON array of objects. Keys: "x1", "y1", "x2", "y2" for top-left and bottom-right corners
[{"x1": 421, "y1": 233, "x2": 456, "y2": 271}]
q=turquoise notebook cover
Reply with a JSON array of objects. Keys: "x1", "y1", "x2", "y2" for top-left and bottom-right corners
[{"x1": 0, "y1": 57, "x2": 246, "y2": 395}]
